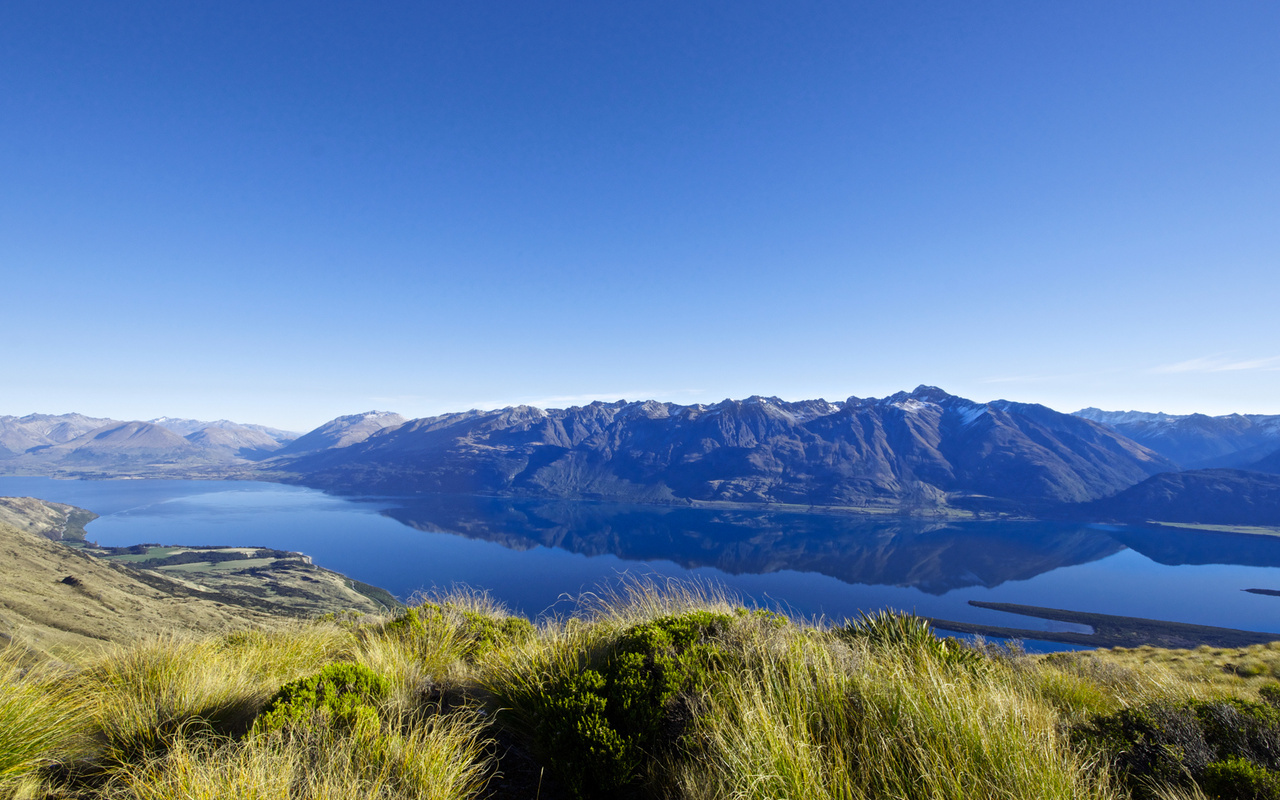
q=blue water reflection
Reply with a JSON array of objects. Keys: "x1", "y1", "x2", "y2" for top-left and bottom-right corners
[{"x1": 2, "y1": 477, "x2": 1278, "y2": 642}]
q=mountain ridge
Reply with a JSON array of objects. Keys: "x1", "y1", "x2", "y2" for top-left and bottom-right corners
[
  {"x1": 1073, "y1": 408, "x2": 1280, "y2": 469},
  {"x1": 267, "y1": 386, "x2": 1173, "y2": 512}
]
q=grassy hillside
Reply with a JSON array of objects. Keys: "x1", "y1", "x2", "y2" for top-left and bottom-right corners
[
  {"x1": 0, "y1": 499, "x2": 398, "y2": 662},
  {"x1": 0, "y1": 497, "x2": 96, "y2": 542},
  {"x1": 4, "y1": 582, "x2": 1280, "y2": 800}
]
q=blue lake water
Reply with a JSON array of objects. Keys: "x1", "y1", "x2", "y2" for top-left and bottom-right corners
[{"x1": 3, "y1": 477, "x2": 1279, "y2": 649}]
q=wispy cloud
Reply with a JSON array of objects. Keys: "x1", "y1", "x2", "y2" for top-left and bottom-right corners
[{"x1": 1149, "y1": 355, "x2": 1280, "y2": 374}]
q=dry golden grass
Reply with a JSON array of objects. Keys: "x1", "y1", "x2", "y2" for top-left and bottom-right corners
[
  {"x1": 101, "y1": 709, "x2": 491, "y2": 800},
  {"x1": 0, "y1": 654, "x2": 89, "y2": 799},
  {"x1": 1047, "y1": 640, "x2": 1280, "y2": 702}
]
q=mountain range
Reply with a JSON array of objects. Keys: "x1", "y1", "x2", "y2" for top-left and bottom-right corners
[
  {"x1": 0, "y1": 413, "x2": 300, "y2": 472},
  {"x1": 1072, "y1": 408, "x2": 1280, "y2": 470},
  {"x1": 5, "y1": 388, "x2": 1280, "y2": 524},
  {"x1": 266, "y1": 386, "x2": 1173, "y2": 513}
]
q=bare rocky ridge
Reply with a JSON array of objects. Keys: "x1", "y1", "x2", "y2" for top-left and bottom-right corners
[{"x1": 270, "y1": 387, "x2": 1173, "y2": 513}]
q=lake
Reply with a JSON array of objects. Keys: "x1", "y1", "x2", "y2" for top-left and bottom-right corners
[{"x1": 3, "y1": 476, "x2": 1279, "y2": 650}]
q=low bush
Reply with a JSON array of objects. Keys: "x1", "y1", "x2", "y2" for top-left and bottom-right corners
[
  {"x1": 1076, "y1": 697, "x2": 1280, "y2": 798},
  {"x1": 517, "y1": 610, "x2": 732, "y2": 799},
  {"x1": 253, "y1": 662, "x2": 391, "y2": 736},
  {"x1": 1201, "y1": 756, "x2": 1280, "y2": 800}
]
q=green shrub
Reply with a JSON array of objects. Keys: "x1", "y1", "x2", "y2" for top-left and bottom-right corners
[
  {"x1": 253, "y1": 662, "x2": 390, "y2": 736},
  {"x1": 1075, "y1": 698, "x2": 1280, "y2": 799},
  {"x1": 1201, "y1": 756, "x2": 1280, "y2": 800},
  {"x1": 526, "y1": 610, "x2": 732, "y2": 799}
]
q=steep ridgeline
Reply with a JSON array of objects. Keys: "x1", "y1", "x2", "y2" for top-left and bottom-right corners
[
  {"x1": 272, "y1": 387, "x2": 1173, "y2": 512},
  {"x1": 1074, "y1": 408, "x2": 1280, "y2": 469}
]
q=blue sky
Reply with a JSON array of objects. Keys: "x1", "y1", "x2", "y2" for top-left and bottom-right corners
[{"x1": 3, "y1": 2, "x2": 1278, "y2": 431}]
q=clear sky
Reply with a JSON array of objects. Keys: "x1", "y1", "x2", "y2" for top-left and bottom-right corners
[{"x1": 3, "y1": 2, "x2": 1278, "y2": 432}]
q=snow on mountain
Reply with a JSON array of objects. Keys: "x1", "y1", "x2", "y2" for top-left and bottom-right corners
[{"x1": 1073, "y1": 408, "x2": 1280, "y2": 469}]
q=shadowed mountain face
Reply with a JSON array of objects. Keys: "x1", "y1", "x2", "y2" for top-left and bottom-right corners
[
  {"x1": 378, "y1": 494, "x2": 1126, "y2": 595},
  {"x1": 1075, "y1": 409, "x2": 1280, "y2": 469},
  {"x1": 274, "y1": 387, "x2": 1172, "y2": 511},
  {"x1": 1249, "y1": 448, "x2": 1280, "y2": 475},
  {"x1": 1080, "y1": 469, "x2": 1280, "y2": 526}
]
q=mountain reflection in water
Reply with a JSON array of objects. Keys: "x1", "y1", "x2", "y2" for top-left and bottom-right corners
[{"x1": 379, "y1": 496, "x2": 1126, "y2": 595}]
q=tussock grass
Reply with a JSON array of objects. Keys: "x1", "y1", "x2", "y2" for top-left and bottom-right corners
[
  {"x1": 105, "y1": 709, "x2": 491, "y2": 800},
  {"x1": 81, "y1": 623, "x2": 352, "y2": 764},
  {"x1": 5, "y1": 582, "x2": 1280, "y2": 800},
  {"x1": 0, "y1": 655, "x2": 87, "y2": 798},
  {"x1": 1058, "y1": 642, "x2": 1280, "y2": 700},
  {"x1": 679, "y1": 624, "x2": 1117, "y2": 800}
]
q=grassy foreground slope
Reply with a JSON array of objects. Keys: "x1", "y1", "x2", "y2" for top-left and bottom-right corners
[
  {"x1": 0, "y1": 497, "x2": 96, "y2": 543},
  {"x1": 4, "y1": 583, "x2": 1280, "y2": 800},
  {"x1": 0, "y1": 498, "x2": 396, "y2": 662}
]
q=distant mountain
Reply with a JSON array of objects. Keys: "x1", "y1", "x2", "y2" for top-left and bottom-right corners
[
  {"x1": 184, "y1": 422, "x2": 294, "y2": 461},
  {"x1": 0, "y1": 412, "x2": 301, "y2": 475},
  {"x1": 0, "y1": 413, "x2": 120, "y2": 457},
  {"x1": 28, "y1": 421, "x2": 204, "y2": 467},
  {"x1": 271, "y1": 387, "x2": 1172, "y2": 512},
  {"x1": 150, "y1": 417, "x2": 298, "y2": 443},
  {"x1": 1080, "y1": 469, "x2": 1280, "y2": 526},
  {"x1": 273, "y1": 411, "x2": 406, "y2": 456},
  {"x1": 1074, "y1": 408, "x2": 1280, "y2": 469}
]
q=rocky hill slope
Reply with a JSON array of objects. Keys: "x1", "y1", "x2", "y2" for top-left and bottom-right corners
[
  {"x1": 0, "y1": 497, "x2": 398, "y2": 659},
  {"x1": 270, "y1": 387, "x2": 1173, "y2": 512}
]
